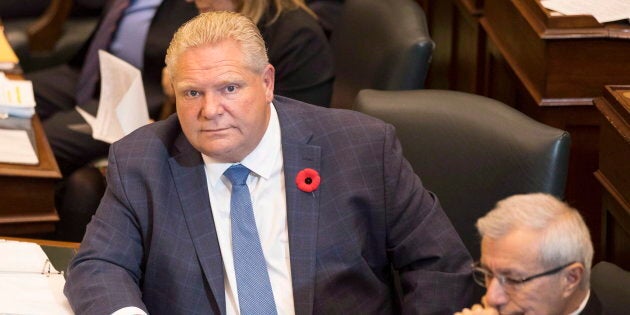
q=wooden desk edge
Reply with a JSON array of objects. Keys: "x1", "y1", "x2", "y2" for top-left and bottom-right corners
[{"x1": 1, "y1": 236, "x2": 80, "y2": 249}]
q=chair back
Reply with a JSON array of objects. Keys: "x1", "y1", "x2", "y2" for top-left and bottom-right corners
[
  {"x1": 330, "y1": 0, "x2": 434, "y2": 109},
  {"x1": 355, "y1": 89, "x2": 571, "y2": 260},
  {"x1": 591, "y1": 261, "x2": 630, "y2": 315}
]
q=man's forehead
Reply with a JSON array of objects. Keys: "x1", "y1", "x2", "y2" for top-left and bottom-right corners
[{"x1": 481, "y1": 229, "x2": 543, "y2": 272}]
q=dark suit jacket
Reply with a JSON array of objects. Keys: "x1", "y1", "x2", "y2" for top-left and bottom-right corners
[
  {"x1": 71, "y1": 0, "x2": 197, "y2": 117},
  {"x1": 260, "y1": 7, "x2": 334, "y2": 107},
  {"x1": 65, "y1": 96, "x2": 473, "y2": 314},
  {"x1": 26, "y1": 0, "x2": 197, "y2": 176},
  {"x1": 582, "y1": 291, "x2": 603, "y2": 315}
]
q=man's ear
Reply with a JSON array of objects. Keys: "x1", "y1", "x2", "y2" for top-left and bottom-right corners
[
  {"x1": 262, "y1": 64, "x2": 275, "y2": 102},
  {"x1": 562, "y1": 262, "x2": 585, "y2": 297}
]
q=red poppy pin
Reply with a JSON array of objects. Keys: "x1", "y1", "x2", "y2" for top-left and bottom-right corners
[{"x1": 296, "y1": 168, "x2": 320, "y2": 193}]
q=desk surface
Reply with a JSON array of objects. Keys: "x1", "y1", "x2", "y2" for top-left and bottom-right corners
[
  {"x1": 1, "y1": 236, "x2": 80, "y2": 249},
  {"x1": 0, "y1": 37, "x2": 62, "y2": 235}
]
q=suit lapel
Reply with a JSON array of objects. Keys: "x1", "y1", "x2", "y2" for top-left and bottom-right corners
[
  {"x1": 276, "y1": 101, "x2": 321, "y2": 315},
  {"x1": 169, "y1": 133, "x2": 226, "y2": 315}
]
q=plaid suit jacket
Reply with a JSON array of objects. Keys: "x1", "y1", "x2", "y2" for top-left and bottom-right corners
[{"x1": 65, "y1": 96, "x2": 473, "y2": 314}]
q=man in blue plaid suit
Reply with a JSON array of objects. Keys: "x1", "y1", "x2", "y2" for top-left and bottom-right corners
[{"x1": 65, "y1": 10, "x2": 473, "y2": 315}]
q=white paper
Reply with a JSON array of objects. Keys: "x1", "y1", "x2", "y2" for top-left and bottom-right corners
[
  {"x1": 0, "y1": 239, "x2": 73, "y2": 314},
  {"x1": 0, "y1": 72, "x2": 36, "y2": 118},
  {"x1": 76, "y1": 50, "x2": 149, "y2": 144},
  {"x1": 541, "y1": 0, "x2": 630, "y2": 23},
  {"x1": 0, "y1": 129, "x2": 38, "y2": 165}
]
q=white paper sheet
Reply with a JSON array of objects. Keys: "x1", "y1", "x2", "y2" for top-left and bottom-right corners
[
  {"x1": 76, "y1": 50, "x2": 149, "y2": 144},
  {"x1": 0, "y1": 239, "x2": 73, "y2": 314},
  {"x1": 541, "y1": 0, "x2": 630, "y2": 23},
  {"x1": 0, "y1": 129, "x2": 38, "y2": 165}
]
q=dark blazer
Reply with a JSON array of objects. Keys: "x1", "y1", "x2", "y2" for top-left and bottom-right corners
[
  {"x1": 260, "y1": 7, "x2": 334, "y2": 107},
  {"x1": 27, "y1": 0, "x2": 197, "y2": 176},
  {"x1": 582, "y1": 291, "x2": 603, "y2": 315},
  {"x1": 70, "y1": 0, "x2": 198, "y2": 117},
  {"x1": 65, "y1": 96, "x2": 473, "y2": 314}
]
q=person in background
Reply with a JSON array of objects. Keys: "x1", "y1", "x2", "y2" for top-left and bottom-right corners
[
  {"x1": 163, "y1": 0, "x2": 334, "y2": 107},
  {"x1": 455, "y1": 193, "x2": 600, "y2": 315},
  {"x1": 24, "y1": 0, "x2": 196, "y2": 242},
  {"x1": 305, "y1": 0, "x2": 344, "y2": 38},
  {"x1": 27, "y1": 0, "x2": 197, "y2": 177},
  {"x1": 65, "y1": 11, "x2": 472, "y2": 314}
]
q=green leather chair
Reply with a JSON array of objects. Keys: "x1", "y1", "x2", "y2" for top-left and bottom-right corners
[{"x1": 329, "y1": 0, "x2": 434, "y2": 109}]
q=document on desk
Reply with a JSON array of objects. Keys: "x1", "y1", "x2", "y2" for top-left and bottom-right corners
[
  {"x1": 0, "y1": 129, "x2": 38, "y2": 165},
  {"x1": 0, "y1": 239, "x2": 73, "y2": 314},
  {"x1": 75, "y1": 50, "x2": 149, "y2": 144},
  {"x1": 0, "y1": 72, "x2": 36, "y2": 118},
  {"x1": 541, "y1": 0, "x2": 630, "y2": 23}
]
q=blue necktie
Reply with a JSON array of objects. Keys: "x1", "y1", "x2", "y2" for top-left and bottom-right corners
[
  {"x1": 75, "y1": 0, "x2": 131, "y2": 106},
  {"x1": 223, "y1": 164, "x2": 278, "y2": 315}
]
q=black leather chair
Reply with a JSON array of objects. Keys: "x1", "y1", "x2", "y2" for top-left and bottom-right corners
[
  {"x1": 591, "y1": 261, "x2": 630, "y2": 315},
  {"x1": 355, "y1": 89, "x2": 571, "y2": 261},
  {"x1": 329, "y1": 0, "x2": 434, "y2": 109},
  {"x1": 2, "y1": 0, "x2": 104, "y2": 72}
]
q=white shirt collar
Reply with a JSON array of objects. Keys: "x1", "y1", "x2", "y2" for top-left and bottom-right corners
[
  {"x1": 569, "y1": 289, "x2": 590, "y2": 315},
  {"x1": 202, "y1": 102, "x2": 281, "y2": 186}
]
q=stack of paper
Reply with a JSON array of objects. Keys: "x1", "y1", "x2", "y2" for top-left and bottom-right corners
[
  {"x1": 0, "y1": 27, "x2": 19, "y2": 72},
  {"x1": 541, "y1": 0, "x2": 630, "y2": 23},
  {"x1": 0, "y1": 72, "x2": 36, "y2": 118},
  {"x1": 0, "y1": 128, "x2": 38, "y2": 165},
  {"x1": 0, "y1": 239, "x2": 73, "y2": 314}
]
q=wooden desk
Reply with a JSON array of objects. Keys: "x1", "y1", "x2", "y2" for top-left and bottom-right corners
[
  {"x1": 1, "y1": 236, "x2": 80, "y2": 249},
  {"x1": 594, "y1": 86, "x2": 630, "y2": 270},
  {"x1": 0, "y1": 39, "x2": 62, "y2": 235},
  {"x1": 478, "y1": 0, "x2": 630, "y2": 258}
]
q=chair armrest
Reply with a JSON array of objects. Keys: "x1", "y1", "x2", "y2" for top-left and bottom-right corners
[{"x1": 27, "y1": 0, "x2": 74, "y2": 52}]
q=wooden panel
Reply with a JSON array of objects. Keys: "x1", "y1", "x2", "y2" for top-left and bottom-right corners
[
  {"x1": 0, "y1": 115, "x2": 61, "y2": 235},
  {"x1": 421, "y1": 0, "x2": 487, "y2": 91},
  {"x1": 0, "y1": 69, "x2": 61, "y2": 234},
  {"x1": 483, "y1": 0, "x2": 630, "y2": 105},
  {"x1": 594, "y1": 86, "x2": 630, "y2": 269},
  {"x1": 450, "y1": 0, "x2": 485, "y2": 93},
  {"x1": 476, "y1": 0, "x2": 630, "y2": 260},
  {"x1": 419, "y1": 0, "x2": 454, "y2": 89}
]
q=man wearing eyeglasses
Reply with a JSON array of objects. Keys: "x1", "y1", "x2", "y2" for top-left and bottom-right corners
[{"x1": 455, "y1": 193, "x2": 600, "y2": 315}]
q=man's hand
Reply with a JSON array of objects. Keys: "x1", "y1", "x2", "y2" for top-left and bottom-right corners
[{"x1": 453, "y1": 303, "x2": 499, "y2": 315}]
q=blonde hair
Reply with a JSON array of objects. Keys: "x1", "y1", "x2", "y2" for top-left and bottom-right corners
[
  {"x1": 476, "y1": 193, "x2": 593, "y2": 289},
  {"x1": 236, "y1": 0, "x2": 316, "y2": 24},
  {"x1": 165, "y1": 11, "x2": 269, "y2": 77}
]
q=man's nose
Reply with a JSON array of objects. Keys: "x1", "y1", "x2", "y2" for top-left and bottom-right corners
[
  {"x1": 200, "y1": 95, "x2": 224, "y2": 118},
  {"x1": 484, "y1": 277, "x2": 509, "y2": 308}
]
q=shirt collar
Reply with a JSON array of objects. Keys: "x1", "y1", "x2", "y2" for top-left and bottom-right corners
[
  {"x1": 202, "y1": 102, "x2": 281, "y2": 187},
  {"x1": 569, "y1": 289, "x2": 590, "y2": 315}
]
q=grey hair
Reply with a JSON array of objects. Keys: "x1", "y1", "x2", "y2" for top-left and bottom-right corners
[
  {"x1": 476, "y1": 193, "x2": 593, "y2": 289},
  {"x1": 165, "y1": 11, "x2": 269, "y2": 78}
]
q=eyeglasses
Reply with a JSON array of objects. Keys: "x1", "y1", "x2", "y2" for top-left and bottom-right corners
[{"x1": 472, "y1": 261, "x2": 575, "y2": 292}]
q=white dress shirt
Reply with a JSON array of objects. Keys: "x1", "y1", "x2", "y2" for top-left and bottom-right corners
[
  {"x1": 569, "y1": 290, "x2": 590, "y2": 315},
  {"x1": 109, "y1": 0, "x2": 162, "y2": 69},
  {"x1": 203, "y1": 103, "x2": 294, "y2": 315}
]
